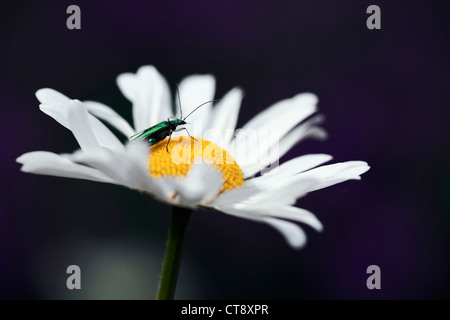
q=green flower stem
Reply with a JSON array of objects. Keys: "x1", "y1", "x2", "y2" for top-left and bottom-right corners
[{"x1": 156, "y1": 206, "x2": 192, "y2": 300}]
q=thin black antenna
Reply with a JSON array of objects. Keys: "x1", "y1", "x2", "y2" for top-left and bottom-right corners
[
  {"x1": 183, "y1": 100, "x2": 218, "y2": 121},
  {"x1": 175, "y1": 83, "x2": 182, "y2": 119}
]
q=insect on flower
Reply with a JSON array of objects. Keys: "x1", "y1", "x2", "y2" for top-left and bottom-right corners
[
  {"x1": 17, "y1": 65, "x2": 370, "y2": 250},
  {"x1": 130, "y1": 87, "x2": 216, "y2": 151}
]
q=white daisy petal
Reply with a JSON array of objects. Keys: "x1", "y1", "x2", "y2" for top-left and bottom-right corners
[
  {"x1": 36, "y1": 89, "x2": 124, "y2": 150},
  {"x1": 231, "y1": 93, "x2": 318, "y2": 166},
  {"x1": 175, "y1": 74, "x2": 215, "y2": 137},
  {"x1": 117, "y1": 65, "x2": 172, "y2": 131},
  {"x1": 114, "y1": 142, "x2": 150, "y2": 190},
  {"x1": 238, "y1": 178, "x2": 318, "y2": 206},
  {"x1": 239, "y1": 115, "x2": 327, "y2": 178},
  {"x1": 87, "y1": 117, "x2": 125, "y2": 151},
  {"x1": 307, "y1": 161, "x2": 370, "y2": 192},
  {"x1": 16, "y1": 151, "x2": 118, "y2": 184},
  {"x1": 278, "y1": 161, "x2": 370, "y2": 193},
  {"x1": 39, "y1": 102, "x2": 70, "y2": 130},
  {"x1": 119, "y1": 142, "x2": 165, "y2": 197},
  {"x1": 277, "y1": 115, "x2": 328, "y2": 157},
  {"x1": 69, "y1": 143, "x2": 139, "y2": 191},
  {"x1": 212, "y1": 204, "x2": 263, "y2": 222},
  {"x1": 116, "y1": 73, "x2": 135, "y2": 101},
  {"x1": 204, "y1": 87, "x2": 243, "y2": 146},
  {"x1": 68, "y1": 149, "x2": 130, "y2": 186},
  {"x1": 262, "y1": 217, "x2": 307, "y2": 249},
  {"x1": 240, "y1": 93, "x2": 317, "y2": 132},
  {"x1": 215, "y1": 205, "x2": 307, "y2": 249},
  {"x1": 214, "y1": 199, "x2": 322, "y2": 232},
  {"x1": 69, "y1": 142, "x2": 162, "y2": 199},
  {"x1": 36, "y1": 88, "x2": 70, "y2": 105},
  {"x1": 262, "y1": 206, "x2": 323, "y2": 232},
  {"x1": 167, "y1": 164, "x2": 223, "y2": 207},
  {"x1": 256, "y1": 154, "x2": 333, "y2": 181},
  {"x1": 151, "y1": 178, "x2": 178, "y2": 203},
  {"x1": 67, "y1": 100, "x2": 102, "y2": 153},
  {"x1": 83, "y1": 100, "x2": 135, "y2": 137},
  {"x1": 210, "y1": 183, "x2": 261, "y2": 207}
]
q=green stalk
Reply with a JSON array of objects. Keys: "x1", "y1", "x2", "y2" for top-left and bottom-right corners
[{"x1": 156, "y1": 206, "x2": 192, "y2": 300}]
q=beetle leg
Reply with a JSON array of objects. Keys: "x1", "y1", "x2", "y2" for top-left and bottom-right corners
[
  {"x1": 166, "y1": 131, "x2": 173, "y2": 152},
  {"x1": 177, "y1": 127, "x2": 197, "y2": 142}
]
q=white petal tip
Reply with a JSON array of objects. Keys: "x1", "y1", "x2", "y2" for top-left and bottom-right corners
[
  {"x1": 16, "y1": 155, "x2": 26, "y2": 164},
  {"x1": 265, "y1": 218, "x2": 308, "y2": 249},
  {"x1": 138, "y1": 65, "x2": 157, "y2": 71},
  {"x1": 230, "y1": 86, "x2": 245, "y2": 98},
  {"x1": 136, "y1": 65, "x2": 161, "y2": 76},
  {"x1": 316, "y1": 224, "x2": 324, "y2": 233},
  {"x1": 294, "y1": 92, "x2": 318, "y2": 106},
  {"x1": 289, "y1": 237, "x2": 307, "y2": 250},
  {"x1": 116, "y1": 73, "x2": 135, "y2": 95},
  {"x1": 311, "y1": 128, "x2": 328, "y2": 140},
  {"x1": 354, "y1": 162, "x2": 371, "y2": 176},
  {"x1": 182, "y1": 73, "x2": 216, "y2": 85},
  {"x1": 35, "y1": 88, "x2": 69, "y2": 104}
]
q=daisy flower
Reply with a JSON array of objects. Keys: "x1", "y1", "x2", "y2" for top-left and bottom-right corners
[{"x1": 17, "y1": 65, "x2": 369, "y2": 299}]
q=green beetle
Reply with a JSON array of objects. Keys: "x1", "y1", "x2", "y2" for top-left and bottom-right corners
[{"x1": 130, "y1": 99, "x2": 214, "y2": 152}]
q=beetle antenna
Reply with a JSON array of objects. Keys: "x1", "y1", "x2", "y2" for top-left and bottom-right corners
[
  {"x1": 176, "y1": 83, "x2": 182, "y2": 119},
  {"x1": 183, "y1": 100, "x2": 218, "y2": 121}
]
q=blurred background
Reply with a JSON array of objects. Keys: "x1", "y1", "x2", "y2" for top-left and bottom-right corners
[{"x1": 1, "y1": 0, "x2": 449, "y2": 299}]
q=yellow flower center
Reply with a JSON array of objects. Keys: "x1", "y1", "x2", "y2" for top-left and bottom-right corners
[{"x1": 149, "y1": 136, "x2": 244, "y2": 192}]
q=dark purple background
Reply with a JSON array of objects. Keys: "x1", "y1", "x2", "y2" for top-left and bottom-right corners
[{"x1": 1, "y1": 0, "x2": 449, "y2": 299}]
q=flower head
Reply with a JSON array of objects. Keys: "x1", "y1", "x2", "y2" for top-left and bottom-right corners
[{"x1": 17, "y1": 65, "x2": 370, "y2": 249}]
